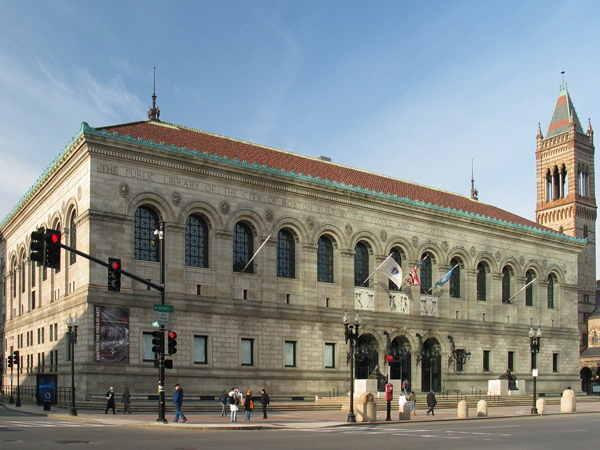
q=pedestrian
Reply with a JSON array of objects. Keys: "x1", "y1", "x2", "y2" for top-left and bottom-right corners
[
  {"x1": 228, "y1": 388, "x2": 239, "y2": 422},
  {"x1": 243, "y1": 390, "x2": 254, "y2": 422},
  {"x1": 105, "y1": 386, "x2": 116, "y2": 414},
  {"x1": 426, "y1": 389, "x2": 437, "y2": 416},
  {"x1": 173, "y1": 384, "x2": 187, "y2": 423},
  {"x1": 220, "y1": 389, "x2": 229, "y2": 416},
  {"x1": 403, "y1": 379, "x2": 410, "y2": 396},
  {"x1": 260, "y1": 389, "x2": 270, "y2": 419},
  {"x1": 122, "y1": 387, "x2": 132, "y2": 414},
  {"x1": 408, "y1": 391, "x2": 417, "y2": 416}
]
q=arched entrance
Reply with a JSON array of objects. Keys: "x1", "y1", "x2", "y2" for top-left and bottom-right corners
[
  {"x1": 355, "y1": 334, "x2": 379, "y2": 380},
  {"x1": 581, "y1": 367, "x2": 593, "y2": 394},
  {"x1": 421, "y1": 338, "x2": 441, "y2": 392},
  {"x1": 390, "y1": 337, "x2": 411, "y2": 387}
]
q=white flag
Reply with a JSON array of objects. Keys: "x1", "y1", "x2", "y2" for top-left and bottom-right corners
[{"x1": 376, "y1": 255, "x2": 403, "y2": 287}]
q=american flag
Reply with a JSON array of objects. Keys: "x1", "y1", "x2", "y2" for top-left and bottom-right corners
[{"x1": 408, "y1": 267, "x2": 420, "y2": 286}]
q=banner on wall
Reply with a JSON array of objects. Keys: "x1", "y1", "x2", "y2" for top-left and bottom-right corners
[{"x1": 94, "y1": 305, "x2": 130, "y2": 363}]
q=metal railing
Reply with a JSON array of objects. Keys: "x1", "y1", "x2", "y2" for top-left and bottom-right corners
[
  {"x1": 2, "y1": 386, "x2": 72, "y2": 404},
  {"x1": 328, "y1": 386, "x2": 340, "y2": 399}
]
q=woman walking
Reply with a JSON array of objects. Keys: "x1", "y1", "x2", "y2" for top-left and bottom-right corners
[
  {"x1": 243, "y1": 390, "x2": 254, "y2": 422},
  {"x1": 122, "y1": 387, "x2": 132, "y2": 414},
  {"x1": 408, "y1": 391, "x2": 417, "y2": 416}
]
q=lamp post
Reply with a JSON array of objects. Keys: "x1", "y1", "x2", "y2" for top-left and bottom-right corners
[
  {"x1": 343, "y1": 311, "x2": 361, "y2": 423},
  {"x1": 529, "y1": 327, "x2": 542, "y2": 415},
  {"x1": 66, "y1": 314, "x2": 79, "y2": 416}
]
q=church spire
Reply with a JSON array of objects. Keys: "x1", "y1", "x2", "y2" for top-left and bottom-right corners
[
  {"x1": 545, "y1": 74, "x2": 583, "y2": 138},
  {"x1": 147, "y1": 67, "x2": 161, "y2": 121}
]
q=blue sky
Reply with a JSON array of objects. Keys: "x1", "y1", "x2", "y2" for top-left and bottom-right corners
[{"x1": 1, "y1": 0, "x2": 600, "y2": 275}]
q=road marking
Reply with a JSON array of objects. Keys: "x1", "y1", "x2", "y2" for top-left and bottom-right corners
[{"x1": 481, "y1": 425, "x2": 521, "y2": 429}]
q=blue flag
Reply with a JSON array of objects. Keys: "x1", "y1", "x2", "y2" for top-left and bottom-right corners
[{"x1": 435, "y1": 265, "x2": 457, "y2": 288}]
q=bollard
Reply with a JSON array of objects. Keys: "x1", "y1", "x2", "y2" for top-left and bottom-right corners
[
  {"x1": 560, "y1": 389, "x2": 576, "y2": 413},
  {"x1": 356, "y1": 392, "x2": 373, "y2": 422},
  {"x1": 365, "y1": 400, "x2": 377, "y2": 422},
  {"x1": 457, "y1": 400, "x2": 469, "y2": 418},
  {"x1": 476, "y1": 399, "x2": 487, "y2": 417},
  {"x1": 536, "y1": 397, "x2": 546, "y2": 415},
  {"x1": 399, "y1": 401, "x2": 412, "y2": 420}
]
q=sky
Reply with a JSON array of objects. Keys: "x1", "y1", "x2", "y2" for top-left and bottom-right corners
[{"x1": 1, "y1": 0, "x2": 600, "y2": 275}]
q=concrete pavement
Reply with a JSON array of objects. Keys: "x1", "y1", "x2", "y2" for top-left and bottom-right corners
[{"x1": 2, "y1": 399, "x2": 600, "y2": 430}]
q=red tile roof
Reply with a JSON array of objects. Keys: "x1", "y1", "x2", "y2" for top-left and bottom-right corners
[{"x1": 97, "y1": 120, "x2": 553, "y2": 234}]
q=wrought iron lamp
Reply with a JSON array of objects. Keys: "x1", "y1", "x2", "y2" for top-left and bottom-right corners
[
  {"x1": 447, "y1": 335, "x2": 471, "y2": 371},
  {"x1": 343, "y1": 311, "x2": 361, "y2": 422},
  {"x1": 66, "y1": 314, "x2": 79, "y2": 416},
  {"x1": 529, "y1": 327, "x2": 542, "y2": 414}
]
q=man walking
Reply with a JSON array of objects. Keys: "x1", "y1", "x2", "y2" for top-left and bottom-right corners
[
  {"x1": 426, "y1": 389, "x2": 437, "y2": 416},
  {"x1": 173, "y1": 384, "x2": 187, "y2": 423},
  {"x1": 105, "y1": 387, "x2": 116, "y2": 414},
  {"x1": 260, "y1": 389, "x2": 270, "y2": 419}
]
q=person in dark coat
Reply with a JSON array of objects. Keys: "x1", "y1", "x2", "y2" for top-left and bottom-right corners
[
  {"x1": 122, "y1": 387, "x2": 132, "y2": 414},
  {"x1": 243, "y1": 390, "x2": 254, "y2": 422},
  {"x1": 173, "y1": 384, "x2": 187, "y2": 423},
  {"x1": 105, "y1": 387, "x2": 116, "y2": 414},
  {"x1": 426, "y1": 389, "x2": 437, "y2": 416},
  {"x1": 260, "y1": 389, "x2": 270, "y2": 419}
]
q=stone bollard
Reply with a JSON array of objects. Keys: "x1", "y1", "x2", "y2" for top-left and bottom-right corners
[
  {"x1": 457, "y1": 400, "x2": 469, "y2": 418},
  {"x1": 365, "y1": 400, "x2": 377, "y2": 422},
  {"x1": 536, "y1": 397, "x2": 546, "y2": 414},
  {"x1": 356, "y1": 392, "x2": 373, "y2": 422},
  {"x1": 560, "y1": 389, "x2": 576, "y2": 413},
  {"x1": 477, "y1": 399, "x2": 488, "y2": 417},
  {"x1": 399, "y1": 401, "x2": 412, "y2": 420}
]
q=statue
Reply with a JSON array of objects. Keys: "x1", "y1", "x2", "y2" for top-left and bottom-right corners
[
  {"x1": 368, "y1": 365, "x2": 388, "y2": 391},
  {"x1": 499, "y1": 369, "x2": 518, "y2": 390}
]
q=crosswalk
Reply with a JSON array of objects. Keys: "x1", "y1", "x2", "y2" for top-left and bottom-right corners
[
  {"x1": 0, "y1": 420, "x2": 114, "y2": 428},
  {"x1": 289, "y1": 426, "x2": 515, "y2": 440}
]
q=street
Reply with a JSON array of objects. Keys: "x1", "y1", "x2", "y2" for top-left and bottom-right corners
[{"x1": 1, "y1": 407, "x2": 599, "y2": 450}]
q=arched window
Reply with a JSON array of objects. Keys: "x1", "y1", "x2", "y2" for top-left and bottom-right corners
[
  {"x1": 11, "y1": 258, "x2": 17, "y2": 298},
  {"x1": 185, "y1": 214, "x2": 209, "y2": 268},
  {"x1": 449, "y1": 257, "x2": 460, "y2": 298},
  {"x1": 477, "y1": 262, "x2": 487, "y2": 301},
  {"x1": 317, "y1": 236, "x2": 334, "y2": 283},
  {"x1": 354, "y1": 242, "x2": 369, "y2": 287},
  {"x1": 31, "y1": 260, "x2": 35, "y2": 288},
  {"x1": 54, "y1": 222, "x2": 61, "y2": 273},
  {"x1": 546, "y1": 169, "x2": 552, "y2": 202},
  {"x1": 389, "y1": 248, "x2": 402, "y2": 291},
  {"x1": 420, "y1": 254, "x2": 432, "y2": 294},
  {"x1": 233, "y1": 222, "x2": 253, "y2": 273},
  {"x1": 20, "y1": 253, "x2": 26, "y2": 294},
  {"x1": 502, "y1": 267, "x2": 511, "y2": 303},
  {"x1": 525, "y1": 270, "x2": 535, "y2": 307},
  {"x1": 134, "y1": 206, "x2": 159, "y2": 262},
  {"x1": 547, "y1": 274, "x2": 556, "y2": 309},
  {"x1": 277, "y1": 229, "x2": 295, "y2": 278},
  {"x1": 69, "y1": 211, "x2": 77, "y2": 265}
]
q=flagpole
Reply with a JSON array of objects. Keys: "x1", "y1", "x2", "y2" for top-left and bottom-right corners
[
  {"x1": 399, "y1": 255, "x2": 428, "y2": 290},
  {"x1": 428, "y1": 264, "x2": 459, "y2": 293},
  {"x1": 362, "y1": 254, "x2": 394, "y2": 285},
  {"x1": 506, "y1": 278, "x2": 537, "y2": 304},
  {"x1": 242, "y1": 233, "x2": 272, "y2": 272}
]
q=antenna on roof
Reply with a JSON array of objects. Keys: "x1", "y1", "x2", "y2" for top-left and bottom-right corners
[
  {"x1": 471, "y1": 159, "x2": 478, "y2": 200},
  {"x1": 560, "y1": 69, "x2": 566, "y2": 90},
  {"x1": 148, "y1": 67, "x2": 161, "y2": 121}
]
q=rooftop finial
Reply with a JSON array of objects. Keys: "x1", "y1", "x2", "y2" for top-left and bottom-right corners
[
  {"x1": 560, "y1": 69, "x2": 566, "y2": 91},
  {"x1": 471, "y1": 159, "x2": 478, "y2": 200},
  {"x1": 148, "y1": 67, "x2": 161, "y2": 121}
]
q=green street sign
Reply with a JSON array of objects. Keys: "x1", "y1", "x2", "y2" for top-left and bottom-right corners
[
  {"x1": 153, "y1": 304, "x2": 174, "y2": 313},
  {"x1": 152, "y1": 321, "x2": 160, "y2": 328}
]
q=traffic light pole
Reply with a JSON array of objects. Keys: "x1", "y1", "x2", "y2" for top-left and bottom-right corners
[{"x1": 157, "y1": 222, "x2": 167, "y2": 423}]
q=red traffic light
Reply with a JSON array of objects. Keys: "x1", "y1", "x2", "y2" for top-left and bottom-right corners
[
  {"x1": 386, "y1": 355, "x2": 394, "y2": 363},
  {"x1": 50, "y1": 233, "x2": 59, "y2": 243},
  {"x1": 169, "y1": 331, "x2": 177, "y2": 339},
  {"x1": 111, "y1": 261, "x2": 120, "y2": 270}
]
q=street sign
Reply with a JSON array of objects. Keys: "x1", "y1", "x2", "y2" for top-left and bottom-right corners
[
  {"x1": 152, "y1": 321, "x2": 160, "y2": 328},
  {"x1": 153, "y1": 304, "x2": 174, "y2": 313},
  {"x1": 158, "y1": 312, "x2": 170, "y2": 326}
]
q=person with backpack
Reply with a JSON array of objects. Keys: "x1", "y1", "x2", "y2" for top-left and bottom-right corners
[
  {"x1": 220, "y1": 390, "x2": 229, "y2": 416},
  {"x1": 228, "y1": 388, "x2": 239, "y2": 422}
]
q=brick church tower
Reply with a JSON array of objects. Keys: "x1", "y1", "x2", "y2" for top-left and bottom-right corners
[{"x1": 536, "y1": 82, "x2": 596, "y2": 350}]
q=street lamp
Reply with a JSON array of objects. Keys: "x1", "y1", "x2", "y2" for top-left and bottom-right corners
[
  {"x1": 529, "y1": 327, "x2": 542, "y2": 415},
  {"x1": 343, "y1": 311, "x2": 361, "y2": 423},
  {"x1": 66, "y1": 314, "x2": 79, "y2": 416}
]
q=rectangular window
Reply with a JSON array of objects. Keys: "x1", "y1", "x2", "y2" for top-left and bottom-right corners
[
  {"x1": 508, "y1": 351, "x2": 515, "y2": 372},
  {"x1": 241, "y1": 338, "x2": 254, "y2": 366},
  {"x1": 54, "y1": 324, "x2": 58, "y2": 341},
  {"x1": 285, "y1": 341, "x2": 296, "y2": 367},
  {"x1": 41, "y1": 327, "x2": 44, "y2": 344},
  {"x1": 325, "y1": 343, "x2": 335, "y2": 368},
  {"x1": 483, "y1": 350, "x2": 490, "y2": 372},
  {"x1": 194, "y1": 336, "x2": 207, "y2": 364},
  {"x1": 142, "y1": 332, "x2": 157, "y2": 362},
  {"x1": 553, "y1": 353, "x2": 559, "y2": 373}
]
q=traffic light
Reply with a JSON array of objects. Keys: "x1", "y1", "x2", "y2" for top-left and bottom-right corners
[
  {"x1": 151, "y1": 330, "x2": 164, "y2": 354},
  {"x1": 45, "y1": 229, "x2": 61, "y2": 270},
  {"x1": 108, "y1": 258, "x2": 121, "y2": 292},
  {"x1": 30, "y1": 228, "x2": 46, "y2": 266},
  {"x1": 165, "y1": 359, "x2": 173, "y2": 369},
  {"x1": 7, "y1": 354, "x2": 13, "y2": 368},
  {"x1": 168, "y1": 331, "x2": 177, "y2": 355},
  {"x1": 13, "y1": 350, "x2": 20, "y2": 367}
]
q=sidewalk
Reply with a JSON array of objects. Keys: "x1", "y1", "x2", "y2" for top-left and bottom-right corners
[{"x1": 2, "y1": 401, "x2": 600, "y2": 430}]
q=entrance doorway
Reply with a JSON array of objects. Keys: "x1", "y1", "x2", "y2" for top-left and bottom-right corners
[
  {"x1": 581, "y1": 367, "x2": 593, "y2": 394},
  {"x1": 390, "y1": 337, "x2": 411, "y2": 387},
  {"x1": 355, "y1": 335, "x2": 379, "y2": 380},
  {"x1": 421, "y1": 339, "x2": 441, "y2": 392}
]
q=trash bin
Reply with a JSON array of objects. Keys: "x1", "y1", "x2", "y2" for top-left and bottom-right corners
[{"x1": 43, "y1": 401, "x2": 52, "y2": 411}]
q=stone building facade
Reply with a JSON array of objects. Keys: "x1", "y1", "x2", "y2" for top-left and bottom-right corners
[{"x1": 0, "y1": 87, "x2": 590, "y2": 400}]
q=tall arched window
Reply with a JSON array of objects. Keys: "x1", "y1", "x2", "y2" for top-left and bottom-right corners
[
  {"x1": 420, "y1": 254, "x2": 432, "y2": 294},
  {"x1": 277, "y1": 229, "x2": 295, "y2": 278},
  {"x1": 525, "y1": 270, "x2": 535, "y2": 307},
  {"x1": 233, "y1": 222, "x2": 253, "y2": 273},
  {"x1": 477, "y1": 262, "x2": 487, "y2": 301},
  {"x1": 69, "y1": 211, "x2": 77, "y2": 265},
  {"x1": 546, "y1": 169, "x2": 552, "y2": 202},
  {"x1": 11, "y1": 258, "x2": 17, "y2": 298},
  {"x1": 185, "y1": 214, "x2": 209, "y2": 268},
  {"x1": 547, "y1": 274, "x2": 556, "y2": 309},
  {"x1": 354, "y1": 242, "x2": 369, "y2": 287},
  {"x1": 54, "y1": 222, "x2": 61, "y2": 273},
  {"x1": 502, "y1": 267, "x2": 511, "y2": 303},
  {"x1": 134, "y1": 206, "x2": 159, "y2": 262},
  {"x1": 449, "y1": 257, "x2": 460, "y2": 298},
  {"x1": 317, "y1": 236, "x2": 334, "y2": 283},
  {"x1": 20, "y1": 253, "x2": 26, "y2": 294},
  {"x1": 389, "y1": 248, "x2": 402, "y2": 291}
]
